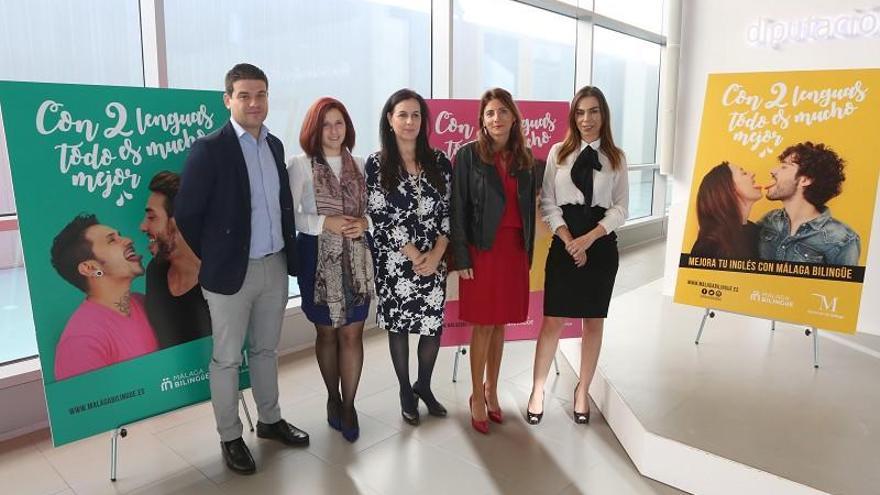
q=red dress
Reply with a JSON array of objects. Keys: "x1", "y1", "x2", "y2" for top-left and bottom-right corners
[{"x1": 459, "y1": 154, "x2": 529, "y2": 325}]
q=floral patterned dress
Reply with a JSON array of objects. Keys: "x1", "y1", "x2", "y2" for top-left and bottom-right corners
[{"x1": 366, "y1": 150, "x2": 452, "y2": 335}]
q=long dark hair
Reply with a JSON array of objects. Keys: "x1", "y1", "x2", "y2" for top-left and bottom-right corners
[
  {"x1": 694, "y1": 162, "x2": 748, "y2": 258},
  {"x1": 476, "y1": 88, "x2": 533, "y2": 174},
  {"x1": 378, "y1": 89, "x2": 445, "y2": 195},
  {"x1": 557, "y1": 86, "x2": 624, "y2": 170}
]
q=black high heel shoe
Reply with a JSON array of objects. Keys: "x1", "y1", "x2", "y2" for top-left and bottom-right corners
[
  {"x1": 400, "y1": 390, "x2": 420, "y2": 426},
  {"x1": 412, "y1": 381, "x2": 447, "y2": 417},
  {"x1": 573, "y1": 382, "x2": 590, "y2": 424},
  {"x1": 526, "y1": 391, "x2": 544, "y2": 425}
]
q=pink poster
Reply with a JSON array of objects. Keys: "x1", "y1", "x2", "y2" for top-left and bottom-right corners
[
  {"x1": 427, "y1": 99, "x2": 565, "y2": 162},
  {"x1": 425, "y1": 99, "x2": 581, "y2": 346}
]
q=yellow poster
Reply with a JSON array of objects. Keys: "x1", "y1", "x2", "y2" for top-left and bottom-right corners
[{"x1": 674, "y1": 69, "x2": 880, "y2": 333}]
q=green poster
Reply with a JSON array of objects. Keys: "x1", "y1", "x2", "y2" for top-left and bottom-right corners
[{"x1": 0, "y1": 81, "x2": 249, "y2": 446}]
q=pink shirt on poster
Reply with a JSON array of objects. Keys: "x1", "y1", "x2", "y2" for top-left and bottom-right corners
[{"x1": 54, "y1": 293, "x2": 158, "y2": 380}]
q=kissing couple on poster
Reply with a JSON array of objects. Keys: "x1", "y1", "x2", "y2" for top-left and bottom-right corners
[{"x1": 691, "y1": 140, "x2": 860, "y2": 266}]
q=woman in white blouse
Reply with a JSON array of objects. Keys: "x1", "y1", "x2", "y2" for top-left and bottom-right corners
[
  {"x1": 288, "y1": 97, "x2": 373, "y2": 442},
  {"x1": 526, "y1": 86, "x2": 629, "y2": 425}
]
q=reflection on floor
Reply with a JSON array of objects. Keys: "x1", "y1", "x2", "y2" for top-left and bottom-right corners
[{"x1": 0, "y1": 239, "x2": 680, "y2": 495}]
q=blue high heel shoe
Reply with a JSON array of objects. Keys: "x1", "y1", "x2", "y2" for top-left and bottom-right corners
[
  {"x1": 342, "y1": 425, "x2": 360, "y2": 442},
  {"x1": 341, "y1": 407, "x2": 359, "y2": 443},
  {"x1": 327, "y1": 398, "x2": 342, "y2": 431}
]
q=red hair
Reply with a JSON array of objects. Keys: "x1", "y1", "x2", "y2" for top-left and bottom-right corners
[{"x1": 299, "y1": 97, "x2": 356, "y2": 159}]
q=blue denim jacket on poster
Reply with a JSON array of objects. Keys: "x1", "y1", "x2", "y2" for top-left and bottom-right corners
[{"x1": 757, "y1": 207, "x2": 861, "y2": 266}]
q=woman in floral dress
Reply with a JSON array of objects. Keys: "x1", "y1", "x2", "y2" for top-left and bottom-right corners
[{"x1": 366, "y1": 88, "x2": 452, "y2": 426}]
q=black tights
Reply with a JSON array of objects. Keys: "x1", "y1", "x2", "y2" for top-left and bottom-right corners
[
  {"x1": 387, "y1": 331, "x2": 441, "y2": 400},
  {"x1": 314, "y1": 322, "x2": 365, "y2": 429}
]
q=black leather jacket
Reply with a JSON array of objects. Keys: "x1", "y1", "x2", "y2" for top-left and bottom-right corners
[{"x1": 450, "y1": 141, "x2": 537, "y2": 270}]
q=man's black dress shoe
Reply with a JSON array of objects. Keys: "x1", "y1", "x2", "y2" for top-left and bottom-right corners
[
  {"x1": 221, "y1": 437, "x2": 256, "y2": 475},
  {"x1": 256, "y1": 419, "x2": 310, "y2": 446}
]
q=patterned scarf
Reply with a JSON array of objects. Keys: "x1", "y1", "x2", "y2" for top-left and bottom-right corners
[{"x1": 312, "y1": 149, "x2": 374, "y2": 327}]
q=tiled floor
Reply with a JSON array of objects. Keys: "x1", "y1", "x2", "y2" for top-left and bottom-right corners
[{"x1": 0, "y1": 240, "x2": 681, "y2": 495}]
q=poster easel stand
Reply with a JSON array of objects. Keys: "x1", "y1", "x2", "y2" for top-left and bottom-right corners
[
  {"x1": 451, "y1": 345, "x2": 561, "y2": 382},
  {"x1": 693, "y1": 307, "x2": 820, "y2": 369},
  {"x1": 109, "y1": 391, "x2": 254, "y2": 481}
]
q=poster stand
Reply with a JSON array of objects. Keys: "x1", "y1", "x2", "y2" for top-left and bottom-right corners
[
  {"x1": 109, "y1": 391, "x2": 254, "y2": 481},
  {"x1": 693, "y1": 308, "x2": 820, "y2": 369},
  {"x1": 451, "y1": 345, "x2": 562, "y2": 382}
]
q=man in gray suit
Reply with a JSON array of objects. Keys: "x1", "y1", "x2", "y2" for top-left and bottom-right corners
[{"x1": 175, "y1": 63, "x2": 307, "y2": 475}]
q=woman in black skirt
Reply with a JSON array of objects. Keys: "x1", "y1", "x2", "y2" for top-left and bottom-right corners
[{"x1": 526, "y1": 86, "x2": 629, "y2": 425}]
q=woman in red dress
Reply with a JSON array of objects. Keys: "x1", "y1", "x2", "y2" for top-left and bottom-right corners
[{"x1": 450, "y1": 88, "x2": 536, "y2": 434}]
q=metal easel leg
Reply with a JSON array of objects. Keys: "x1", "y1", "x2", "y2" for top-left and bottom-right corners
[
  {"x1": 240, "y1": 391, "x2": 255, "y2": 432},
  {"x1": 811, "y1": 327, "x2": 819, "y2": 369},
  {"x1": 109, "y1": 426, "x2": 127, "y2": 482},
  {"x1": 452, "y1": 346, "x2": 467, "y2": 382},
  {"x1": 804, "y1": 327, "x2": 820, "y2": 368},
  {"x1": 694, "y1": 308, "x2": 715, "y2": 345}
]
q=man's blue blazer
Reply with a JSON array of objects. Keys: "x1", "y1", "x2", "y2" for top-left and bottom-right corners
[{"x1": 175, "y1": 121, "x2": 298, "y2": 295}]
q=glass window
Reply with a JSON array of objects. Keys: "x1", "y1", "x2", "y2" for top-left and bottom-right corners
[
  {"x1": 0, "y1": 227, "x2": 36, "y2": 364},
  {"x1": 0, "y1": 0, "x2": 143, "y2": 366},
  {"x1": 0, "y1": 148, "x2": 13, "y2": 217},
  {"x1": 627, "y1": 169, "x2": 654, "y2": 220},
  {"x1": 665, "y1": 173, "x2": 672, "y2": 214},
  {"x1": 452, "y1": 0, "x2": 577, "y2": 100},
  {"x1": 594, "y1": 0, "x2": 664, "y2": 34},
  {"x1": 165, "y1": 0, "x2": 431, "y2": 299},
  {"x1": 591, "y1": 26, "x2": 660, "y2": 166},
  {"x1": 0, "y1": 0, "x2": 143, "y2": 85},
  {"x1": 164, "y1": 0, "x2": 431, "y2": 157}
]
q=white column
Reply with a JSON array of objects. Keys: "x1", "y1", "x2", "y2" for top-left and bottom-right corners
[
  {"x1": 140, "y1": 0, "x2": 168, "y2": 88},
  {"x1": 657, "y1": 0, "x2": 682, "y2": 176},
  {"x1": 431, "y1": 0, "x2": 453, "y2": 98},
  {"x1": 575, "y1": 12, "x2": 594, "y2": 90}
]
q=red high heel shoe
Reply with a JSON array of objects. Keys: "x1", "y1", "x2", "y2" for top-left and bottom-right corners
[
  {"x1": 469, "y1": 395, "x2": 490, "y2": 434},
  {"x1": 484, "y1": 384, "x2": 503, "y2": 424}
]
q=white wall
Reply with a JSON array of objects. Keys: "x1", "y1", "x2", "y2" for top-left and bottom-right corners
[{"x1": 664, "y1": 0, "x2": 880, "y2": 335}]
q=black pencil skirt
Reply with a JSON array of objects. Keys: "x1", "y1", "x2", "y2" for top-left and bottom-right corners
[{"x1": 544, "y1": 205, "x2": 619, "y2": 318}]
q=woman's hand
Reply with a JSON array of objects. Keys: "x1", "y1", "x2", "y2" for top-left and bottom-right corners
[
  {"x1": 572, "y1": 249, "x2": 587, "y2": 268},
  {"x1": 341, "y1": 216, "x2": 368, "y2": 239},
  {"x1": 565, "y1": 233, "x2": 596, "y2": 257},
  {"x1": 566, "y1": 225, "x2": 607, "y2": 259},
  {"x1": 555, "y1": 225, "x2": 574, "y2": 244},
  {"x1": 458, "y1": 268, "x2": 474, "y2": 280},
  {"x1": 323, "y1": 215, "x2": 350, "y2": 235},
  {"x1": 401, "y1": 243, "x2": 422, "y2": 262},
  {"x1": 414, "y1": 248, "x2": 443, "y2": 276}
]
